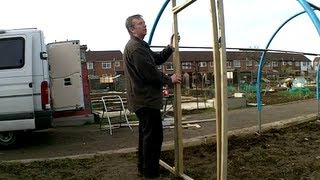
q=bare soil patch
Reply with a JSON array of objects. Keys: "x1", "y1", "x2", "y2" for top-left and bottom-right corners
[
  {"x1": 0, "y1": 91, "x2": 318, "y2": 179},
  {"x1": 1, "y1": 119, "x2": 320, "y2": 179}
]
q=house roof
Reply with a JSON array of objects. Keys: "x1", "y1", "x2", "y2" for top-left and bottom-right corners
[
  {"x1": 167, "y1": 51, "x2": 311, "y2": 62},
  {"x1": 227, "y1": 51, "x2": 311, "y2": 62},
  {"x1": 179, "y1": 51, "x2": 214, "y2": 61},
  {"x1": 313, "y1": 57, "x2": 320, "y2": 63},
  {"x1": 86, "y1": 50, "x2": 311, "y2": 63},
  {"x1": 165, "y1": 51, "x2": 212, "y2": 62},
  {"x1": 86, "y1": 50, "x2": 123, "y2": 62}
]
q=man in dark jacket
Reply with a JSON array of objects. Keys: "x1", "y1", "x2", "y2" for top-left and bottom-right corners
[{"x1": 124, "y1": 14, "x2": 181, "y2": 179}]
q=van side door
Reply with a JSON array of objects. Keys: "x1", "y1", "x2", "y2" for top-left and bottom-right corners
[
  {"x1": 0, "y1": 35, "x2": 35, "y2": 131},
  {"x1": 47, "y1": 40, "x2": 84, "y2": 111}
]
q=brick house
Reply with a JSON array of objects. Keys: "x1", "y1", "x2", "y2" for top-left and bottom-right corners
[
  {"x1": 86, "y1": 50, "x2": 124, "y2": 78},
  {"x1": 313, "y1": 57, "x2": 320, "y2": 71},
  {"x1": 86, "y1": 50, "x2": 311, "y2": 88}
]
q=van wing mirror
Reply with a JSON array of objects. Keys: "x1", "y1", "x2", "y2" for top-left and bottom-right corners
[{"x1": 40, "y1": 52, "x2": 48, "y2": 60}]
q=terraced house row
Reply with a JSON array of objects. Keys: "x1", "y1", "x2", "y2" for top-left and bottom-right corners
[{"x1": 85, "y1": 50, "x2": 312, "y2": 87}]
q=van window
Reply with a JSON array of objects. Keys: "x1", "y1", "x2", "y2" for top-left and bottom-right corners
[{"x1": 0, "y1": 37, "x2": 24, "y2": 69}]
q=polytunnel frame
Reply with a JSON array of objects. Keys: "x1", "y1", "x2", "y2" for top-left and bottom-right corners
[
  {"x1": 148, "y1": 0, "x2": 320, "y2": 179},
  {"x1": 148, "y1": 0, "x2": 228, "y2": 179},
  {"x1": 256, "y1": 0, "x2": 320, "y2": 134}
]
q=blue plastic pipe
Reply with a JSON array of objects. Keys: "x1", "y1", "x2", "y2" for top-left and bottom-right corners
[
  {"x1": 255, "y1": 7, "x2": 319, "y2": 133},
  {"x1": 297, "y1": 0, "x2": 320, "y2": 35},
  {"x1": 256, "y1": 1, "x2": 320, "y2": 133},
  {"x1": 298, "y1": 0, "x2": 320, "y2": 118},
  {"x1": 148, "y1": 0, "x2": 171, "y2": 45},
  {"x1": 256, "y1": 11, "x2": 305, "y2": 112}
]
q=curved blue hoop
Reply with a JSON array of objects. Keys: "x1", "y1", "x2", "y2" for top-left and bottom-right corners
[
  {"x1": 148, "y1": 0, "x2": 170, "y2": 45},
  {"x1": 257, "y1": 1, "x2": 320, "y2": 112},
  {"x1": 256, "y1": 11, "x2": 305, "y2": 112},
  {"x1": 297, "y1": 0, "x2": 320, "y2": 35}
]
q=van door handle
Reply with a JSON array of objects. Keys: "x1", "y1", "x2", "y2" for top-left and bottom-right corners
[{"x1": 29, "y1": 83, "x2": 33, "y2": 88}]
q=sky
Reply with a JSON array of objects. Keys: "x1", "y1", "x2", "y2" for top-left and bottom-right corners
[{"x1": 1, "y1": 0, "x2": 320, "y2": 59}]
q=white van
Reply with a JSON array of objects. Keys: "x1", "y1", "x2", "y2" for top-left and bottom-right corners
[{"x1": 0, "y1": 28, "x2": 85, "y2": 146}]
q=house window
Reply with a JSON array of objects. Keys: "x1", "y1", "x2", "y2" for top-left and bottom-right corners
[
  {"x1": 199, "y1": 62, "x2": 207, "y2": 67},
  {"x1": 102, "y1": 62, "x2": 112, "y2": 69},
  {"x1": 87, "y1": 62, "x2": 93, "y2": 69},
  {"x1": 182, "y1": 62, "x2": 192, "y2": 69},
  {"x1": 272, "y1": 61, "x2": 278, "y2": 67},
  {"x1": 227, "y1": 71, "x2": 233, "y2": 79},
  {"x1": 209, "y1": 61, "x2": 214, "y2": 67},
  {"x1": 227, "y1": 61, "x2": 232, "y2": 68},
  {"x1": 295, "y1": 62, "x2": 300, "y2": 66},
  {"x1": 166, "y1": 62, "x2": 173, "y2": 70},
  {"x1": 102, "y1": 74, "x2": 112, "y2": 77},
  {"x1": 234, "y1": 60, "x2": 240, "y2": 68},
  {"x1": 246, "y1": 60, "x2": 252, "y2": 67},
  {"x1": 265, "y1": 61, "x2": 270, "y2": 67},
  {"x1": 157, "y1": 65, "x2": 162, "y2": 70},
  {"x1": 302, "y1": 62, "x2": 307, "y2": 66},
  {"x1": 115, "y1": 61, "x2": 120, "y2": 67},
  {"x1": 282, "y1": 61, "x2": 287, "y2": 66},
  {"x1": 288, "y1": 61, "x2": 293, "y2": 66}
]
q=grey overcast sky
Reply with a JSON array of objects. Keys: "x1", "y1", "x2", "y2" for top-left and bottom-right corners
[{"x1": 1, "y1": 0, "x2": 320, "y2": 58}]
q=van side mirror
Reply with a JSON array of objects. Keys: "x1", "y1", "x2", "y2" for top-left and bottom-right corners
[{"x1": 40, "y1": 52, "x2": 48, "y2": 60}]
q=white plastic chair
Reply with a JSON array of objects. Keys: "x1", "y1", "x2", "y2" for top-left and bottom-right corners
[{"x1": 100, "y1": 95, "x2": 133, "y2": 135}]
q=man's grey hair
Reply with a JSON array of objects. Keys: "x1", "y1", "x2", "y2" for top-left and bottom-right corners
[{"x1": 125, "y1": 14, "x2": 142, "y2": 35}]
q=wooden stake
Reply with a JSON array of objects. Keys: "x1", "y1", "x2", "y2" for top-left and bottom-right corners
[
  {"x1": 217, "y1": 1, "x2": 228, "y2": 179},
  {"x1": 172, "y1": 0, "x2": 184, "y2": 177},
  {"x1": 210, "y1": 0, "x2": 228, "y2": 179}
]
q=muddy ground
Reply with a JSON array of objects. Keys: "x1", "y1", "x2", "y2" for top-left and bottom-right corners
[
  {"x1": 0, "y1": 119, "x2": 319, "y2": 179},
  {"x1": 0, "y1": 91, "x2": 319, "y2": 179}
]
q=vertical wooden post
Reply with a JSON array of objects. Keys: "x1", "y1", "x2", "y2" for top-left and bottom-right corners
[
  {"x1": 210, "y1": 1, "x2": 222, "y2": 177},
  {"x1": 171, "y1": 0, "x2": 184, "y2": 176},
  {"x1": 217, "y1": 1, "x2": 228, "y2": 179},
  {"x1": 210, "y1": 0, "x2": 228, "y2": 179}
]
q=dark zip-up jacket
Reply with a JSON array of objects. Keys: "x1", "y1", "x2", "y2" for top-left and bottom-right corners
[{"x1": 123, "y1": 36, "x2": 173, "y2": 112}]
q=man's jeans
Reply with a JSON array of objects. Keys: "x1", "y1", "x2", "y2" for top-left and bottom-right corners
[{"x1": 135, "y1": 107, "x2": 163, "y2": 178}]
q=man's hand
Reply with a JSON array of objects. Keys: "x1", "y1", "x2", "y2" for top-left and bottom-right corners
[
  {"x1": 171, "y1": 74, "x2": 182, "y2": 84},
  {"x1": 170, "y1": 33, "x2": 180, "y2": 47}
]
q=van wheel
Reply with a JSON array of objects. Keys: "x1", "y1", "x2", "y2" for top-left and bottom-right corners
[{"x1": 0, "y1": 132, "x2": 16, "y2": 147}]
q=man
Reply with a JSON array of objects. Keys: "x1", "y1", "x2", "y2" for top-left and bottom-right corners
[{"x1": 123, "y1": 14, "x2": 181, "y2": 179}]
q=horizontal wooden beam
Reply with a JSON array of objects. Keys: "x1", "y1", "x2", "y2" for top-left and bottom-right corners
[
  {"x1": 172, "y1": 0, "x2": 197, "y2": 14},
  {"x1": 160, "y1": 159, "x2": 175, "y2": 174},
  {"x1": 159, "y1": 160, "x2": 194, "y2": 180},
  {"x1": 180, "y1": 173, "x2": 194, "y2": 180}
]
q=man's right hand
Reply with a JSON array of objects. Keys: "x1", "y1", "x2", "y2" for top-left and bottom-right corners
[
  {"x1": 171, "y1": 74, "x2": 182, "y2": 84},
  {"x1": 170, "y1": 33, "x2": 180, "y2": 47}
]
